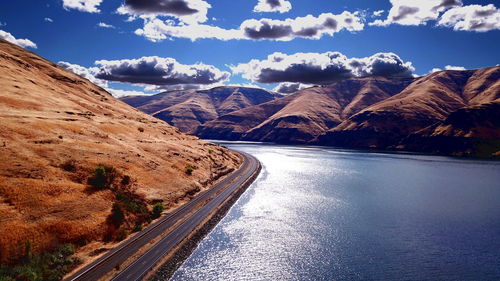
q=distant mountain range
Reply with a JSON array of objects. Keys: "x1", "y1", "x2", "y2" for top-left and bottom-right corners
[
  {"x1": 121, "y1": 87, "x2": 281, "y2": 134},
  {"x1": 122, "y1": 67, "x2": 499, "y2": 158}
]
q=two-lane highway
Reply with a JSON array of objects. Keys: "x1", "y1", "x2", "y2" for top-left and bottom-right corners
[{"x1": 65, "y1": 151, "x2": 260, "y2": 281}]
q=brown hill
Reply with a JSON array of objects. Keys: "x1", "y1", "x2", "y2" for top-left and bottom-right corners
[
  {"x1": 0, "y1": 39, "x2": 241, "y2": 266},
  {"x1": 319, "y1": 67, "x2": 500, "y2": 155},
  {"x1": 121, "y1": 87, "x2": 281, "y2": 134},
  {"x1": 196, "y1": 77, "x2": 414, "y2": 143},
  {"x1": 401, "y1": 101, "x2": 500, "y2": 157}
]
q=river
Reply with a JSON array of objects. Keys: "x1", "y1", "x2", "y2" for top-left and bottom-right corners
[{"x1": 171, "y1": 143, "x2": 500, "y2": 281}]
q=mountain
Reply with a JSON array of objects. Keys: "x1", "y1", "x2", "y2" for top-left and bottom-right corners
[
  {"x1": 402, "y1": 100, "x2": 500, "y2": 157},
  {"x1": 0, "y1": 38, "x2": 241, "y2": 266},
  {"x1": 318, "y1": 67, "x2": 500, "y2": 156},
  {"x1": 120, "y1": 64, "x2": 499, "y2": 157},
  {"x1": 121, "y1": 87, "x2": 281, "y2": 134},
  {"x1": 196, "y1": 77, "x2": 414, "y2": 143}
]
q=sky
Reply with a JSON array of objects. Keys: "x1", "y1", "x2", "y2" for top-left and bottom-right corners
[{"x1": 0, "y1": 0, "x2": 499, "y2": 96}]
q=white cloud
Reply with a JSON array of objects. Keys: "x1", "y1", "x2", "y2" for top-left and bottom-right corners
[
  {"x1": 370, "y1": 0, "x2": 462, "y2": 26},
  {"x1": 135, "y1": 19, "x2": 243, "y2": 41},
  {"x1": 97, "y1": 22, "x2": 115, "y2": 29},
  {"x1": 231, "y1": 51, "x2": 415, "y2": 85},
  {"x1": 58, "y1": 61, "x2": 159, "y2": 98},
  {"x1": 444, "y1": 65, "x2": 466, "y2": 70},
  {"x1": 58, "y1": 57, "x2": 230, "y2": 97},
  {"x1": 62, "y1": 0, "x2": 103, "y2": 13},
  {"x1": 135, "y1": 11, "x2": 364, "y2": 42},
  {"x1": 254, "y1": 0, "x2": 292, "y2": 14},
  {"x1": 117, "y1": 0, "x2": 212, "y2": 24},
  {"x1": 273, "y1": 82, "x2": 312, "y2": 94},
  {"x1": 44, "y1": 18, "x2": 53, "y2": 23},
  {"x1": 373, "y1": 10, "x2": 384, "y2": 17},
  {"x1": 370, "y1": 0, "x2": 499, "y2": 32},
  {"x1": 0, "y1": 30, "x2": 37, "y2": 49},
  {"x1": 107, "y1": 88, "x2": 151, "y2": 98},
  {"x1": 94, "y1": 56, "x2": 230, "y2": 87},
  {"x1": 430, "y1": 65, "x2": 466, "y2": 73},
  {"x1": 438, "y1": 4, "x2": 500, "y2": 32},
  {"x1": 58, "y1": 61, "x2": 108, "y2": 87}
]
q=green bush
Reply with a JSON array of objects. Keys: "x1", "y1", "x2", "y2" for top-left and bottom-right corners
[
  {"x1": 185, "y1": 165, "x2": 195, "y2": 175},
  {"x1": 88, "y1": 165, "x2": 117, "y2": 189},
  {"x1": 151, "y1": 203, "x2": 164, "y2": 219},
  {"x1": 116, "y1": 229, "x2": 128, "y2": 241},
  {"x1": 110, "y1": 203, "x2": 125, "y2": 227},
  {"x1": 0, "y1": 244, "x2": 77, "y2": 281},
  {"x1": 132, "y1": 222, "x2": 143, "y2": 232}
]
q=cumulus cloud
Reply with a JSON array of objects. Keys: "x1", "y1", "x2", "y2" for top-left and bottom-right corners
[
  {"x1": 135, "y1": 19, "x2": 243, "y2": 41},
  {"x1": 58, "y1": 61, "x2": 181, "y2": 97},
  {"x1": 0, "y1": 30, "x2": 37, "y2": 49},
  {"x1": 57, "y1": 62, "x2": 148, "y2": 98},
  {"x1": 58, "y1": 61, "x2": 108, "y2": 88},
  {"x1": 438, "y1": 4, "x2": 500, "y2": 32},
  {"x1": 430, "y1": 65, "x2": 466, "y2": 73},
  {"x1": 370, "y1": 0, "x2": 499, "y2": 32},
  {"x1": 107, "y1": 88, "x2": 150, "y2": 98},
  {"x1": 373, "y1": 10, "x2": 385, "y2": 17},
  {"x1": 44, "y1": 18, "x2": 53, "y2": 23},
  {"x1": 94, "y1": 56, "x2": 230, "y2": 89},
  {"x1": 231, "y1": 52, "x2": 415, "y2": 85},
  {"x1": 135, "y1": 11, "x2": 364, "y2": 42},
  {"x1": 254, "y1": 0, "x2": 292, "y2": 14},
  {"x1": 117, "y1": 0, "x2": 211, "y2": 24},
  {"x1": 370, "y1": 0, "x2": 462, "y2": 26},
  {"x1": 59, "y1": 57, "x2": 230, "y2": 93},
  {"x1": 62, "y1": 0, "x2": 103, "y2": 13},
  {"x1": 273, "y1": 82, "x2": 312, "y2": 94},
  {"x1": 98, "y1": 22, "x2": 115, "y2": 29}
]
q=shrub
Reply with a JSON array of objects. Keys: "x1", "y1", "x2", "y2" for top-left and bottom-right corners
[
  {"x1": 137, "y1": 127, "x2": 144, "y2": 132},
  {"x1": 116, "y1": 229, "x2": 128, "y2": 241},
  {"x1": 88, "y1": 165, "x2": 116, "y2": 189},
  {"x1": 121, "y1": 175, "x2": 131, "y2": 186},
  {"x1": 185, "y1": 165, "x2": 195, "y2": 175},
  {"x1": 151, "y1": 203, "x2": 164, "y2": 219},
  {"x1": 0, "y1": 244, "x2": 77, "y2": 281},
  {"x1": 110, "y1": 203, "x2": 125, "y2": 227},
  {"x1": 132, "y1": 223, "x2": 143, "y2": 232}
]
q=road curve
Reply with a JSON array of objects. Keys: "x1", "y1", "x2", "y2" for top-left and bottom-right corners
[{"x1": 64, "y1": 151, "x2": 260, "y2": 281}]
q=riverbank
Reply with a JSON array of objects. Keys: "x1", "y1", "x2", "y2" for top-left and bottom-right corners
[{"x1": 149, "y1": 151, "x2": 261, "y2": 280}]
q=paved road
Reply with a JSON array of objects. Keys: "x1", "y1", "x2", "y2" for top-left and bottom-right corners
[{"x1": 65, "y1": 151, "x2": 260, "y2": 281}]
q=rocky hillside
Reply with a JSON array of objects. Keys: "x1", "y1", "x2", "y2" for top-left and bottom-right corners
[
  {"x1": 0, "y1": 38, "x2": 241, "y2": 267},
  {"x1": 121, "y1": 87, "x2": 281, "y2": 134},
  {"x1": 197, "y1": 77, "x2": 414, "y2": 143},
  {"x1": 319, "y1": 67, "x2": 500, "y2": 157}
]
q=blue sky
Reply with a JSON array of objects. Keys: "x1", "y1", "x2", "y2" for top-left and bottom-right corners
[{"x1": 0, "y1": 0, "x2": 499, "y2": 96}]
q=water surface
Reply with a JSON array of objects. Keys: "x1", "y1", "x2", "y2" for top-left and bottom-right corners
[{"x1": 172, "y1": 143, "x2": 500, "y2": 281}]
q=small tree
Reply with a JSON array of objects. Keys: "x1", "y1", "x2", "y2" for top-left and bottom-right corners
[
  {"x1": 110, "y1": 203, "x2": 124, "y2": 227},
  {"x1": 151, "y1": 203, "x2": 164, "y2": 219},
  {"x1": 185, "y1": 165, "x2": 195, "y2": 175},
  {"x1": 88, "y1": 165, "x2": 116, "y2": 189}
]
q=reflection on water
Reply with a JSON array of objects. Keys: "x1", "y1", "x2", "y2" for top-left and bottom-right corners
[{"x1": 171, "y1": 143, "x2": 500, "y2": 281}]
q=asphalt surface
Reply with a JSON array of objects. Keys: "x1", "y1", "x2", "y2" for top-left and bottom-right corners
[{"x1": 64, "y1": 151, "x2": 259, "y2": 281}]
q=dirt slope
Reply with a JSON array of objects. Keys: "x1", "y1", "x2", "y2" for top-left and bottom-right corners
[{"x1": 0, "y1": 39, "x2": 241, "y2": 265}]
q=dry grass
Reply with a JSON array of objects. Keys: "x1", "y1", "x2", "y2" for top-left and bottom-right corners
[{"x1": 0, "y1": 39, "x2": 241, "y2": 265}]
